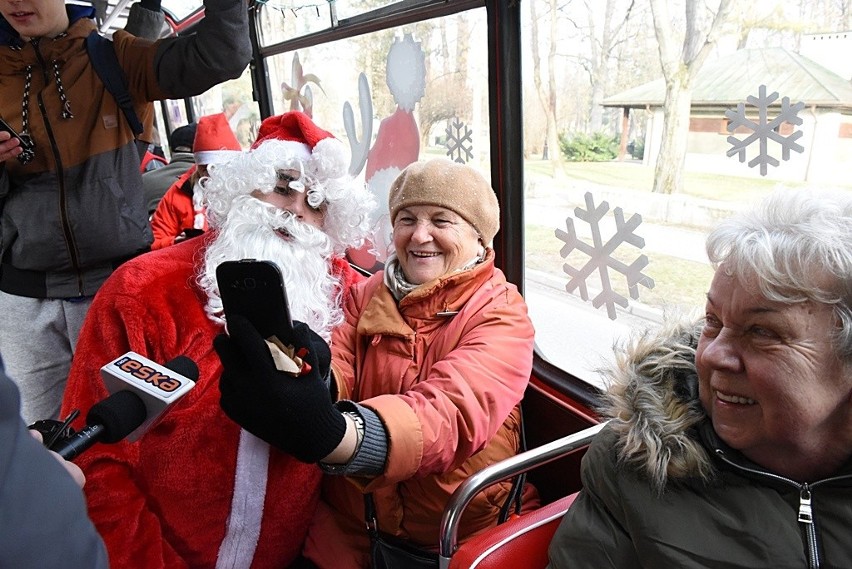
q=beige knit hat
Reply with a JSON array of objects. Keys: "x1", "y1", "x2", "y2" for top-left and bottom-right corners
[{"x1": 388, "y1": 158, "x2": 500, "y2": 245}]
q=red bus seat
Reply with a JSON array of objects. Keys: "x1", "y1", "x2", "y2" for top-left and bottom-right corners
[
  {"x1": 440, "y1": 422, "x2": 606, "y2": 569},
  {"x1": 449, "y1": 493, "x2": 578, "y2": 569}
]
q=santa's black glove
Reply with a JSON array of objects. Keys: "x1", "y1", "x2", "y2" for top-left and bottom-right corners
[{"x1": 214, "y1": 314, "x2": 345, "y2": 463}]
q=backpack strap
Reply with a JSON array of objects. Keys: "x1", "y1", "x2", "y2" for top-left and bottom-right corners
[{"x1": 85, "y1": 30, "x2": 144, "y2": 136}]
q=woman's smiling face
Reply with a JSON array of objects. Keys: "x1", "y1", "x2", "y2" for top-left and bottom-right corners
[
  {"x1": 392, "y1": 205, "x2": 482, "y2": 285},
  {"x1": 696, "y1": 267, "x2": 852, "y2": 478}
]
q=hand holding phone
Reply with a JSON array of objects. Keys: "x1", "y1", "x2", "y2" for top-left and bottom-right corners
[
  {"x1": 181, "y1": 228, "x2": 205, "y2": 239},
  {"x1": 0, "y1": 117, "x2": 35, "y2": 165},
  {"x1": 216, "y1": 260, "x2": 293, "y2": 342}
]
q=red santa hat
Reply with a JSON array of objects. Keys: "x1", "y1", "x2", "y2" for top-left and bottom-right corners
[
  {"x1": 193, "y1": 113, "x2": 242, "y2": 165},
  {"x1": 251, "y1": 111, "x2": 347, "y2": 178}
]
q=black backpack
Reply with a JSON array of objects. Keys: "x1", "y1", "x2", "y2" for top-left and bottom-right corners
[{"x1": 85, "y1": 30, "x2": 147, "y2": 156}]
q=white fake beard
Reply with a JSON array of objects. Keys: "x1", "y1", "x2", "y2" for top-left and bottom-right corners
[{"x1": 199, "y1": 195, "x2": 343, "y2": 341}]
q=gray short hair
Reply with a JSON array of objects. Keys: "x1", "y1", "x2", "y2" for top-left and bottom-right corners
[{"x1": 706, "y1": 188, "x2": 852, "y2": 360}]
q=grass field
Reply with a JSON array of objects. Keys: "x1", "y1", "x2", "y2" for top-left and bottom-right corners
[
  {"x1": 524, "y1": 222, "x2": 715, "y2": 312},
  {"x1": 523, "y1": 159, "x2": 823, "y2": 202}
]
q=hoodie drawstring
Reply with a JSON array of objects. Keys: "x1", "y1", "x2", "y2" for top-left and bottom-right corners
[
  {"x1": 19, "y1": 36, "x2": 74, "y2": 141},
  {"x1": 50, "y1": 59, "x2": 74, "y2": 119},
  {"x1": 21, "y1": 64, "x2": 33, "y2": 138}
]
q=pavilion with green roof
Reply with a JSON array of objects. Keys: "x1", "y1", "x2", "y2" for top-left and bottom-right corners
[{"x1": 603, "y1": 47, "x2": 852, "y2": 183}]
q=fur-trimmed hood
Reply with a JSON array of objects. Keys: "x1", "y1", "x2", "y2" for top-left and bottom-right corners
[{"x1": 599, "y1": 316, "x2": 716, "y2": 492}]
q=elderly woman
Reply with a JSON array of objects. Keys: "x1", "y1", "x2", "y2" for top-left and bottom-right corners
[
  {"x1": 216, "y1": 158, "x2": 536, "y2": 568},
  {"x1": 547, "y1": 189, "x2": 852, "y2": 569}
]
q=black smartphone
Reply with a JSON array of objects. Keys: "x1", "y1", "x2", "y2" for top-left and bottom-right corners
[
  {"x1": 0, "y1": 116, "x2": 35, "y2": 164},
  {"x1": 216, "y1": 259, "x2": 293, "y2": 340},
  {"x1": 181, "y1": 228, "x2": 205, "y2": 239}
]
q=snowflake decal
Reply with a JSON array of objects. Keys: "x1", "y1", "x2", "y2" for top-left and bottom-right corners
[
  {"x1": 556, "y1": 192, "x2": 654, "y2": 320},
  {"x1": 725, "y1": 85, "x2": 805, "y2": 176},
  {"x1": 445, "y1": 118, "x2": 473, "y2": 163}
]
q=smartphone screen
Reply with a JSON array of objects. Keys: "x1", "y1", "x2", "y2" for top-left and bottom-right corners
[{"x1": 216, "y1": 259, "x2": 293, "y2": 340}]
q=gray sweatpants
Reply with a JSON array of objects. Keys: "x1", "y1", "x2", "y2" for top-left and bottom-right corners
[{"x1": 0, "y1": 291, "x2": 92, "y2": 424}]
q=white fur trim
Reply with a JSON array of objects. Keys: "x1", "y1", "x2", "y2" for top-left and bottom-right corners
[
  {"x1": 310, "y1": 137, "x2": 347, "y2": 178},
  {"x1": 216, "y1": 429, "x2": 270, "y2": 569},
  {"x1": 192, "y1": 182, "x2": 206, "y2": 229},
  {"x1": 194, "y1": 149, "x2": 242, "y2": 165},
  {"x1": 257, "y1": 139, "x2": 311, "y2": 162}
]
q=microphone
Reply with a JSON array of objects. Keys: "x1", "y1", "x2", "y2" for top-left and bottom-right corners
[
  {"x1": 99, "y1": 353, "x2": 199, "y2": 442},
  {"x1": 53, "y1": 354, "x2": 199, "y2": 459},
  {"x1": 54, "y1": 390, "x2": 147, "y2": 460}
]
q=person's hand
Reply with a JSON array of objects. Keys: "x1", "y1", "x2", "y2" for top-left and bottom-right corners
[
  {"x1": 0, "y1": 130, "x2": 23, "y2": 163},
  {"x1": 214, "y1": 314, "x2": 345, "y2": 463},
  {"x1": 29, "y1": 429, "x2": 86, "y2": 488}
]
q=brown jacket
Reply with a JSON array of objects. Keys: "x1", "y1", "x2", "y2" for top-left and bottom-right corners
[{"x1": 0, "y1": 3, "x2": 249, "y2": 298}]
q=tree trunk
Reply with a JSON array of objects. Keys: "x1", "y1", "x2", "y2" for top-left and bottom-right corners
[
  {"x1": 529, "y1": 0, "x2": 548, "y2": 158},
  {"x1": 648, "y1": 0, "x2": 735, "y2": 195},
  {"x1": 652, "y1": 75, "x2": 692, "y2": 194},
  {"x1": 587, "y1": 0, "x2": 621, "y2": 133},
  {"x1": 545, "y1": 0, "x2": 561, "y2": 166}
]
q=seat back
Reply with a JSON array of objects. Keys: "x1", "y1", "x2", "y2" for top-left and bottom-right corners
[{"x1": 448, "y1": 493, "x2": 578, "y2": 569}]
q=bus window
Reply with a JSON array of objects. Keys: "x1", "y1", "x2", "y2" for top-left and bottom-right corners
[
  {"x1": 148, "y1": 0, "x2": 851, "y2": 404},
  {"x1": 160, "y1": 0, "x2": 201, "y2": 20},
  {"x1": 191, "y1": 72, "x2": 260, "y2": 149},
  {"x1": 520, "y1": 0, "x2": 852, "y2": 392},
  {"x1": 258, "y1": 8, "x2": 493, "y2": 269},
  {"x1": 254, "y1": 0, "x2": 404, "y2": 47}
]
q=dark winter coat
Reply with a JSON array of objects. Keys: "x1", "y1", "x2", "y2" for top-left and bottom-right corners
[
  {"x1": 0, "y1": 365, "x2": 108, "y2": 568},
  {"x1": 547, "y1": 318, "x2": 852, "y2": 569}
]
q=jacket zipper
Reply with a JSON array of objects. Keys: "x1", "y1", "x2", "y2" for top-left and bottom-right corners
[
  {"x1": 797, "y1": 484, "x2": 819, "y2": 569},
  {"x1": 714, "y1": 450, "x2": 852, "y2": 569},
  {"x1": 32, "y1": 40, "x2": 83, "y2": 295}
]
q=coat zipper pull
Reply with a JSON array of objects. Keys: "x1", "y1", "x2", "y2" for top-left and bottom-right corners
[{"x1": 798, "y1": 485, "x2": 813, "y2": 524}]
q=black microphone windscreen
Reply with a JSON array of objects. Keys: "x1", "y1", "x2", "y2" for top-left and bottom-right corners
[
  {"x1": 164, "y1": 355, "x2": 199, "y2": 382},
  {"x1": 87, "y1": 390, "x2": 147, "y2": 443}
]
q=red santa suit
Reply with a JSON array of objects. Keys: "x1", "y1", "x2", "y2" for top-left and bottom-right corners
[{"x1": 60, "y1": 234, "x2": 363, "y2": 569}]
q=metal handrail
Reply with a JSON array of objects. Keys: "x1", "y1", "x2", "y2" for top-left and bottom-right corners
[
  {"x1": 99, "y1": 0, "x2": 133, "y2": 33},
  {"x1": 437, "y1": 421, "x2": 607, "y2": 569}
]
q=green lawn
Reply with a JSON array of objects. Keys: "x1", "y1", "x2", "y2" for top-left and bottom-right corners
[{"x1": 524, "y1": 159, "x2": 824, "y2": 202}]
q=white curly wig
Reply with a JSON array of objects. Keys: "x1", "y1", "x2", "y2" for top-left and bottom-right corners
[{"x1": 202, "y1": 136, "x2": 376, "y2": 256}]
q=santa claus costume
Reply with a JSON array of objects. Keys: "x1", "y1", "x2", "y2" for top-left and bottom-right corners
[{"x1": 60, "y1": 111, "x2": 376, "y2": 569}]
